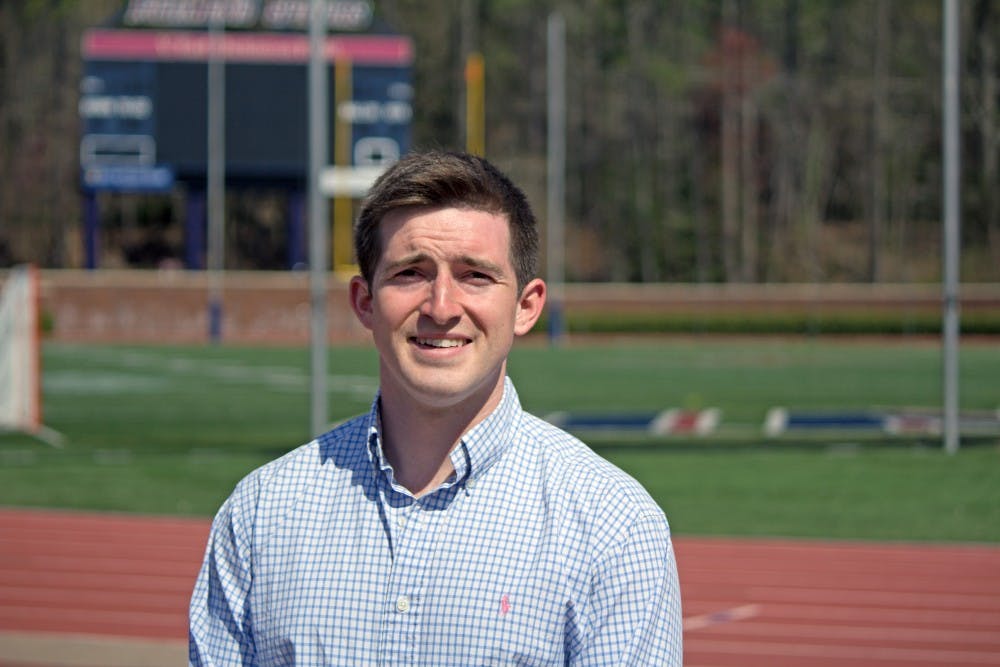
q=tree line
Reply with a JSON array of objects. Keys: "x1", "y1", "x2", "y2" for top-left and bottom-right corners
[{"x1": 1, "y1": 0, "x2": 998, "y2": 283}]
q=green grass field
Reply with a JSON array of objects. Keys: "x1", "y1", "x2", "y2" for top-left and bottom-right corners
[{"x1": 1, "y1": 338, "x2": 998, "y2": 542}]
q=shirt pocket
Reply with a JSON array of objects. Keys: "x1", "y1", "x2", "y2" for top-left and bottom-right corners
[{"x1": 434, "y1": 583, "x2": 567, "y2": 666}]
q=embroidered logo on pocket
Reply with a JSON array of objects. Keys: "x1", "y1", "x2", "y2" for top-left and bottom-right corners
[{"x1": 499, "y1": 594, "x2": 511, "y2": 616}]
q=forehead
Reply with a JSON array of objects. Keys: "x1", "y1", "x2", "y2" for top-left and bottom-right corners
[{"x1": 378, "y1": 206, "x2": 512, "y2": 257}]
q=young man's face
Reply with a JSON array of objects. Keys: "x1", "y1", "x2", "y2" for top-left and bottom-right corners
[{"x1": 350, "y1": 206, "x2": 545, "y2": 416}]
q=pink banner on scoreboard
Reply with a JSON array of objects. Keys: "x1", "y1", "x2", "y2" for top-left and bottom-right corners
[{"x1": 83, "y1": 29, "x2": 413, "y2": 65}]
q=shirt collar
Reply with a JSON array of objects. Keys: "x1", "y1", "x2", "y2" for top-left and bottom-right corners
[
  {"x1": 364, "y1": 396, "x2": 385, "y2": 471},
  {"x1": 364, "y1": 376, "x2": 522, "y2": 485},
  {"x1": 451, "y1": 376, "x2": 521, "y2": 483}
]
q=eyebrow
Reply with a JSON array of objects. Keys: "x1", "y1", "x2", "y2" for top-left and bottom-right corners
[{"x1": 382, "y1": 252, "x2": 507, "y2": 277}]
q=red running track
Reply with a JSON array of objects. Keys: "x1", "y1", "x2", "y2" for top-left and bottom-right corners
[{"x1": 1, "y1": 507, "x2": 999, "y2": 666}]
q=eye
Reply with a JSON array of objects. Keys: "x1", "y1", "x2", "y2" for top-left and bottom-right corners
[
  {"x1": 464, "y1": 270, "x2": 495, "y2": 285},
  {"x1": 387, "y1": 267, "x2": 424, "y2": 284}
]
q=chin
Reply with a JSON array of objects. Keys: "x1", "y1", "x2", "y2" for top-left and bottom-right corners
[
  {"x1": 413, "y1": 381, "x2": 478, "y2": 408},
  {"x1": 410, "y1": 373, "x2": 500, "y2": 410}
]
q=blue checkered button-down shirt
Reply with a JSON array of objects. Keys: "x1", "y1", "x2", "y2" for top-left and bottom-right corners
[{"x1": 189, "y1": 377, "x2": 682, "y2": 666}]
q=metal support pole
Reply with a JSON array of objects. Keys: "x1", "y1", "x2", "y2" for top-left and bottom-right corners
[
  {"x1": 185, "y1": 190, "x2": 206, "y2": 269},
  {"x1": 546, "y1": 12, "x2": 566, "y2": 344},
  {"x1": 287, "y1": 190, "x2": 306, "y2": 270},
  {"x1": 333, "y1": 58, "x2": 353, "y2": 273},
  {"x1": 207, "y1": 16, "x2": 225, "y2": 343},
  {"x1": 942, "y1": 0, "x2": 961, "y2": 454},
  {"x1": 308, "y1": 0, "x2": 330, "y2": 437},
  {"x1": 83, "y1": 192, "x2": 100, "y2": 270}
]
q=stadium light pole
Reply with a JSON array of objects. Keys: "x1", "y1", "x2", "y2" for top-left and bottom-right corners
[
  {"x1": 207, "y1": 12, "x2": 225, "y2": 343},
  {"x1": 547, "y1": 11, "x2": 566, "y2": 345},
  {"x1": 942, "y1": 0, "x2": 961, "y2": 455},
  {"x1": 308, "y1": 0, "x2": 330, "y2": 437}
]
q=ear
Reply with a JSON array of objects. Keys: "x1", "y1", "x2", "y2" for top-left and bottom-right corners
[
  {"x1": 513, "y1": 278, "x2": 547, "y2": 336},
  {"x1": 349, "y1": 275, "x2": 374, "y2": 330}
]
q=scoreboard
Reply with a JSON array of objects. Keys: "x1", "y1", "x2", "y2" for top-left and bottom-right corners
[{"x1": 80, "y1": 20, "x2": 413, "y2": 191}]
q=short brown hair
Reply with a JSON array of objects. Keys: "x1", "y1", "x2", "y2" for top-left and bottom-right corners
[{"x1": 354, "y1": 151, "x2": 539, "y2": 290}]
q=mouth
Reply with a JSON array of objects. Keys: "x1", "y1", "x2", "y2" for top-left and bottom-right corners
[{"x1": 411, "y1": 336, "x2": 470, "y2": 349}]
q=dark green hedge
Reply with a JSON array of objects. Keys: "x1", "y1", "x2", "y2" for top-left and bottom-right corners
[{"x1": 538, "y1": 310, "x2": 1000, "y2": 336}]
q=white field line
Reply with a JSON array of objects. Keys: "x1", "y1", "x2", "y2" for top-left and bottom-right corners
[{"x1": 45, "y1": 347, "x2": 376, "y2": 399}]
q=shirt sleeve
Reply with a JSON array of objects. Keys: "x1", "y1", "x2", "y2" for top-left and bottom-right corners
[
  {"x1": 189, "y1": 486, "x2": 257, "y2": 666},
  {"x1": 571, "y1": 511, "x2": 683, "y2": 666}
]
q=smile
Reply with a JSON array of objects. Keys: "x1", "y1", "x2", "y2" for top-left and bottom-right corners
[{"x1": 413, "y1": 337, "x2": 468, "y2": 349}]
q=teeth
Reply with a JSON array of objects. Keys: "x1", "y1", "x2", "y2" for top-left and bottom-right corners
[{"x1": 416, "y1": 338, "x2": 464, "y2": 348}]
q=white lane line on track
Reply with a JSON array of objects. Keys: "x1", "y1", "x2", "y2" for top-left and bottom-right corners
[{"x1": 683, "y1": 604, "x2": 761, "y2": 632}]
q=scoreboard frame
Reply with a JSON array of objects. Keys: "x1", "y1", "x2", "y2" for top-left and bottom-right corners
[{"x1": 80, "y1": 27, "x2": 414, "y2": 191}]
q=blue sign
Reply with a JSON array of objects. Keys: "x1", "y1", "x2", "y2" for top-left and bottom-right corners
[
  {"x1": 348, "y1": 66, "x2": 413, "y2": 166},
  {"x1": 82, "y1": 165, "x2": 175, "y2": 192},
  {"x1": 80, "y1": 60, "x2": 163, "y2": 190}
]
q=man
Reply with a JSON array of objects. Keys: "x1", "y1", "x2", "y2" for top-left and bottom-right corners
[{"x1": 189, "y1": 150, "x2": 682, "y2": 665}]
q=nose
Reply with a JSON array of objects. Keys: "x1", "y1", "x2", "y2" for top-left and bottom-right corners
[{"x1": 420, "y1": 273, "x2": 463, "y2": 323}]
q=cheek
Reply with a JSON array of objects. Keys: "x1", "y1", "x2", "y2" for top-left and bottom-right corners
[
  {"x1": 473, "y1": 305, "x2": 518, "y2": 339},
  {"x1": 381, "y1": 300, "x2": 431, "y2": 338}
]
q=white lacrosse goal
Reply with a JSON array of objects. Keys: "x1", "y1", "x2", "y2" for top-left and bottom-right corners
[{"x1": 0, "y1": 265, "x2": 60, "y2": 445}]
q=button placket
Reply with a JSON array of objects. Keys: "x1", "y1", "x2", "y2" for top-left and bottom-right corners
[
  {"x1": 385, "y1": 501, "x2": 415, "y2": 613},
  {"x1": 381, "y1": 501, "x2": 429, "y2": 662}
]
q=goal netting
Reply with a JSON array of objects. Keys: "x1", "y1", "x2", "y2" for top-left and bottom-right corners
[{"x1": 0, "y1": 264, "x2": 48, "y2": 441}]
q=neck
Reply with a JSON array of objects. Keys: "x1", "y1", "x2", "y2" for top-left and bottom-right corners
[{"x1": 378, "y1": 376, "x2": 506, "y2": 497}]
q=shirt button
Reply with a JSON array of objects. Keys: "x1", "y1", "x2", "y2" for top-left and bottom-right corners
[
  {"x1": 466, "y1": 478, "x2": 477, "y2": 489},
  {"x1": 395, "y1": 595, "x2": 411, "y2": 613}
]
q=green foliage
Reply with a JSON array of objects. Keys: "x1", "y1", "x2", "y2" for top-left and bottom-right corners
[{"x1": 3, "y1": 1, "x2": 999, "y2": 279}]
